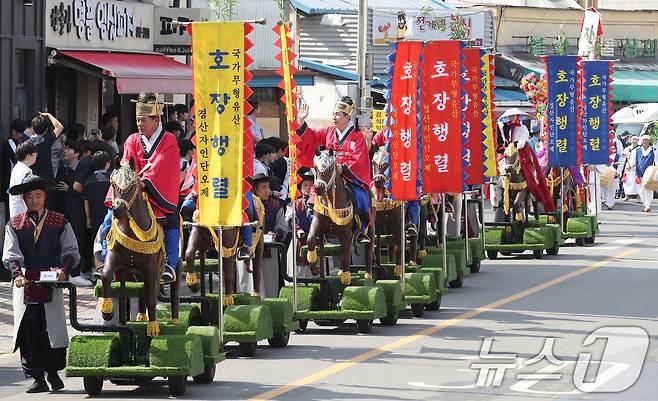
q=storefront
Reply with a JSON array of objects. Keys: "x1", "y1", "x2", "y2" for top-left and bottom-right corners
[{"x1": 45, "y1": 0, "x2": 194, "y2": 140}]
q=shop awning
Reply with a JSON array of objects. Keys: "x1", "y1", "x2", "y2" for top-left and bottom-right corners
[{"x1": 58, "y1": 51, "x2": 192, "y2": 94}]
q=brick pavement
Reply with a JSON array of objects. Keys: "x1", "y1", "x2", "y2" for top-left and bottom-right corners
[{"x1": 0, "y1": 282, "x2": 98, "y2": 354}]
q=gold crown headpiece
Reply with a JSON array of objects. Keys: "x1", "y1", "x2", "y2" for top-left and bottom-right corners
[{"x1": 334, "y1": 100, "x2": 354, "y2": 116}]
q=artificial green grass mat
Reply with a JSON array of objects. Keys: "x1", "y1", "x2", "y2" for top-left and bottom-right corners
[
  {"x1": 295, "y1": 310, "x2": 380, "y2": 320},
  {"x1": 485, "y1": 243, "x2": 545, "y2": 250},
  {"x1": 341, "y1": 286, "x2": 387, "y2": 319},
  {"x1": 566, "y1": 217, "x2": 593, "y2": 237},
  {"x1": 375, "y1": 280, "x2": 406, "y2": 312},
  {"x1": 484, "y1": 227, "x2": 505, "y2": 245},
  {"x1": 419, "y1": 267, "x2": 448, "y2": 295},
  {"x1": 223, "y1": 305, "x2": 273, "y2": 342},
  {"x1": 403, "y1": 272, "x2": 437, "y2": 303},
  {"x1": 193, "y1": 258, "x2": 220, "y2": 273},
  {"x1": 279, "y1": 286, "x2": 320, "y2": 311},
  {"x1": 94, "y1": 281, "x2": 145, "y2": 298},
  {"x1": 149, "y1": 334, "x2": 204, "y2": 377},
  {"x1": 66, "y1": 366, "x2": 188, "y2": 377},
  {"x1": 156, "y1": 303, "x2": 202, "y2": 328},
  {"x1": 263, "y1": 298, "x2": 296, "y2": 332},
  {"x1": 421, "y1": 253, "x2": 457, "y2": 282},
  {"x1": 186, "y1": 326, "x2": 221, "y2": 362},
  {"x1": 67, "y1": 335, "x2": 121, "y2": 368},
  {"x1": 300, "y1": 243, "x2": 342, "y2": 256},
  {"x1": 524, "y1": 226, "x2": 553, "y2": 247}
]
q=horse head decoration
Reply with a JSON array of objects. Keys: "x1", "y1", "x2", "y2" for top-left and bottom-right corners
[
  {"x1": 99, "y1": 157, "x2": 177, "y2": 337},
  {"x1": 306, "y1": 147, "x2": 371, "y2": 284}
]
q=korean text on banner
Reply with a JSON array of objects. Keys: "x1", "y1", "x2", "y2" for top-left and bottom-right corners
[
  {"x1": 581, "y1": 60, "x2": 612, "y2": 164},
  {"x1": 420, "y1": 40, "x2": 463, "y2": 193},
  {"x1": 389, "y1": 41, "x2": 422, "y2": 200},
  {"x1": 191, "y1": 21, "x2": 245, "y2": 226},
  {"x1": 482, "y1": 53, "x2": 497, "y2": 177},
  {"x1": 546, "y1": 56, "x2": 581, "y2": 167},
  {"x1": 463, "y1": 47, "x2": 484, "y2": 184}
]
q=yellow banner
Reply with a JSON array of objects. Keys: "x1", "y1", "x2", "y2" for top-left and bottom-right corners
[
  {"x1": 280, "y1": 23, "x2": 298, "y2": 200},
  {"x1": 192, "y1": 21, "x2": 245, "y2": 226},
  {"x1": 481, "y1": 53, "x2": 497, "y2": 178},
  {"x1": 372, "y1": 110, "x2": 386, "y2": 133}
]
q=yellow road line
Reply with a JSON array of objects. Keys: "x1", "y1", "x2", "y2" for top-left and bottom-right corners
[{"x1": 248, "y1": 248, "x2": 639, "y2": 401}]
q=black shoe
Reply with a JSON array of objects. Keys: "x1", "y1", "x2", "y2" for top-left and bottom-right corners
[
  {"x1": 357, "y1": 233, "x2": 370, "y2": 245},
  {"x1": 26, "y1": 379, "x2": 49, "y2": 393},
  {"x1": 237, "y1": 245, "x2": 252, "y2": 261},
  {"x1": 159, "y1": 264, "x2": 176, "y2": 283},
  {"x1": 47, "y1": 372, "x2": 64, "y2": 391}
]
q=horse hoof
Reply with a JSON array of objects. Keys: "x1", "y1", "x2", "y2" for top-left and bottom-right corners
[
  {"x1": 135, "y1": 313, "x2": 148, "y2": 322},
  {"x1": 338, "y1": 271, "x2": 352, "y2": 285},
  {"x1": 146, "y1": 321, "x2": 160, "y2": 337},
  {"x1": 307, "y1": 250, "x2": 318, "y2": 264},
  {"x1": 223, "y1": 294, "x2": 235, "y2": 307}
]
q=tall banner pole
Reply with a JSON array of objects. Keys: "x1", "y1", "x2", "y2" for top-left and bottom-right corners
[
  {"x1": 218, "y1": 226, "x2": 224, "y2": 345},
  {"x1": 442, "y1": 195, "x2": 448, "y2": 277},
  {"x1": 401, "y1": 202, "x2": 406, "y2": 294}
]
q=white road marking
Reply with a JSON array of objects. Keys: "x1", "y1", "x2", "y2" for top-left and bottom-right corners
[{"x1": 611, "y1": 238, "x2": 644, "y2": 245}]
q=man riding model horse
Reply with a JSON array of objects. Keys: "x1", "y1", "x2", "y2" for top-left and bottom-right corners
[{"x1": 296, "y1": 96, "x2": 371, "y2": 245}]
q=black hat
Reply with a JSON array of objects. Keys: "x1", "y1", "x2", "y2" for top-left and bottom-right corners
[
  {"x1": 298, "y1": 167, "x2": 315, "y2": 182},
  {"x1": 248, "y1": 173, "x2": 281, "y2": 188},
  {"x1": 8, "y1": 175, "x2": 53, "y2": 195}
]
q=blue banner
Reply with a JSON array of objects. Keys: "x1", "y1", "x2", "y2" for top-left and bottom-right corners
[
  {"x1": 546, "y1": 56, "x2": 579, "y2": 167},
  {"x1": 581, "y1": 60, "x2": 611, "y2": 165}
]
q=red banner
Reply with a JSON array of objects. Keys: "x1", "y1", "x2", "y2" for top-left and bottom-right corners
[
  {"x1": 420, "y1": 40, "x2": 463, "y2": 193},
  {"x1": 462, "y1": 48, "x2": 484, "y2": 185},
  {"x1": 390, "y1": 41, "x2": 422, "y2": 200}
]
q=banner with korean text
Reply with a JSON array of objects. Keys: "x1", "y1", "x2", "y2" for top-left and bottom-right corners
[
  {"x1": 190, "y1": 21, "x2": 251, "y2": 226},
  {"x1": 420, "y1": 40, "x2": 463, "y2": 193},
  {"x1": 388, "y1": 41, "x2": 422, "y2": 200},
  {"x1": 546, "y1": 56, "x2": 581, "y2": 167},
  {"x1": 580, "y1": 60, "x2": 613, "y2": 164},
  {"x1": 463, "y1": 47, "x2": 484, "y2": 184},
  {"x1": 481, "y1": 53, "x2": 497, "y2": 177}
]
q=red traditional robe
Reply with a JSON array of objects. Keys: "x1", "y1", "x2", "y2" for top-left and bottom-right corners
[
  {"x1": 106, "y1": 129, "x2": 180, "y2": 219},
  {"x1": 517, "y1": 144, "x2": 556, "y2": 212},
  {"x1": 297, "y1": 123, "x2": 371, "y2": 187}
]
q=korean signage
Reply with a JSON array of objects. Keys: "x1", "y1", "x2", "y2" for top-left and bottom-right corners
[
  {"x1": 577, "y1": 9, "x2": 602, "y2": 60},
  {"x1": 388, "y1": 41, "x2": 422, "y2": 201},
  {"x1": 462, "y1": 47, "x2": 484, "y2": 185},
  {"x1": 580, "y1": 61, "x2": 612, "y2": 165},
  {"x1": 47, "y1": 0, "x2": 153, "y2": 52},
  {"x1": 529, "y1": 35, "x2": 658, "y2": 60},
  {"x1": 546, "y1": 56, "x2": 581, "y2": 167},
  {"x1": 372, "y1": 9, "x2": 487, "y2": 46},
  {"x1": 153, "y1": 8, "x2": 208, "y2": 55},
  {"x1": 372, "y1": 110, "x2": 386, "y2": 133},
  {"x1": 420, "y1": 40, "x2": 463, "y2": 193},
  {"x1": 191, "y1": 21, "x2": 249, "y2": 226}
]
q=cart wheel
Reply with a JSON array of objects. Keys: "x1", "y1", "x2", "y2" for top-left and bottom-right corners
[
  {"x1": 469, "y1": 260, "x2": 481, "y2": 273},
  {"x1": 379, "y1": 309, "x2": 399, "y2": 326},
  {"x1": 425, "y1": 296, "x2": 441, "y2": 311},
  {"x1": 193, "y1": 364, "x2": 216, "y2": 384},
  {"x1": 411, "y1": 303, "x2": 425, "y2": 318},
  {"x1": 295, "y1": 319, "x2": 308, "y2": 333},
  {"x1": 449, "y1": 275, "x2": 463, "y2": 288},
  {"x1": 533, "y1": 250, "x2": 543, "y2": 259},
  {"x1": 239, "y1": 342, "x2": 257, "y2": 357},
  {"x1": 486, "y1": 250, "x2": 498, "y2": 260},
  {"x1": 575, "y1": 238, "x2": 586, "y2": 246},
  {"x1": 356, "y1": 319, "x2": 373, "y2": 333},
  {"x1": 585, "y1": 234, "x2": 595, "y2": 244},
  {"x1": 546, "y1": 246, "x2": 559, "y2": 256},
  {"x1": 268, "y1": 331, "x2": 290, "y2": 348},
  {"x1": 168, "y1": 376, "x2": 187, "y2": 396},
  {"x1": 83, "y1": 376, "x2": 103, "y2": 396},
  {"x1": 315, "y1": 319, "x2": 345, "y2": 327}
]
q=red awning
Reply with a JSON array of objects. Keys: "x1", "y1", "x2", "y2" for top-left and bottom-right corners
[{"x1": 58, "y1": 51, "x2": 192, "y2": 94}]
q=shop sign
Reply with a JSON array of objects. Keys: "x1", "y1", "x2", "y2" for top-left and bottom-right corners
[
  {"x1": 153, "y1": 8, "x2": 208, "y2": 55},
  {"x1": 47, "y1": 0, "x2": 153, "y2": 52}
]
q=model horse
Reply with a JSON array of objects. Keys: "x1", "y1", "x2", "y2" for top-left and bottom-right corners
[
  {"x1": 184, "y1": 203, "x2": 264, "y2": 306},
  {"x1": 494, "y1": 143, "x2": 529, "y2": 223},
  {"x1": 98, "y1": 158, "x2": 178, "y2": 337},
  {"x1": 370, "y1": 147, "x2": 417, "y2": 276},
  {"x1": 545, "y1": 167, "x2": 576, "y2": 218},
  {"x1": 306, "y1": 148, "x2": 371, "y2": 285}
]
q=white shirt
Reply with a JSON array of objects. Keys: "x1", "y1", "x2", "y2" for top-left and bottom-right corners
[
  {"x1": 336, "y1": 122, "x2": 354, "y2": 142},
  {"x1": 8, "y1": 161, "x2": 32, "y2": 218},
  {"x1": 278, "y1": 156, "x2": 290, "y2": 201},
  {"x1": 247, "y1": 115, "x2": 264, "y2": 143},
  {"x1": 511, "y1": 125, "x2": 530, "y2": 149},
  {"x1": 141, "y1": 124, "x2": 163, "y2": 154},
  {"x1": 7, "y1": 138, "x2": 18, "y2": 169},
  {"x1": 254, "y1": 159, "x2": 269, "y2": 176}
]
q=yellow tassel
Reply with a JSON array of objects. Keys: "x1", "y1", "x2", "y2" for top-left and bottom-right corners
[
  {"x1": 186, "y1": 272, "x2": 198, "y2": 287},
  {"x1": 169, "y1": 318, "x2": 180, "y2": 325},
  {"x1": 515, "y1": 212, "x2": 523, "y2": 221},
  {"x1": 100, "y1": 298, "x2": 113, "y2": 314},
  {"x1": 146, "y1": 321, "x2": 160, "y2": 337},
  {"x1": 135, "y1": 312, "x2": 147, "y2": 322},
  {"x1": 307, "y1": 249, "x2": 318, "y2": 264},
  {"x1": 409, "y1": 260, "x2": 417, "y2": 266},
  {"x1": 338, "y1": 270, "x2": 352, "y2": 285},
  {"x1": 394, "y1": 265, "x2": 402, "y2": 277},
  {"x1": 418, "y1": 249, "x2": 428, "y2": 259},
  {"x1": 223, "y1": 294, "x2": 234, "y2": 306},
  {"x1": 363, "y1": 272, "x2": 372, "y2": 279}
]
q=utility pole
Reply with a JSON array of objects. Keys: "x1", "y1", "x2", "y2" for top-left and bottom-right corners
[{"x1": 357, "y1": 0, "x2": 372, "y2": 127}]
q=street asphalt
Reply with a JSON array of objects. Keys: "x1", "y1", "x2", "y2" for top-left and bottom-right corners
[{"x1": 0, "y1": 199, "x2": 657, "y2": 401}]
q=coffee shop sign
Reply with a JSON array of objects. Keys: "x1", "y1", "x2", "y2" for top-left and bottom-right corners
[{"x1": 50, "y1": 0, "x2": 151, "y2": 42}]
